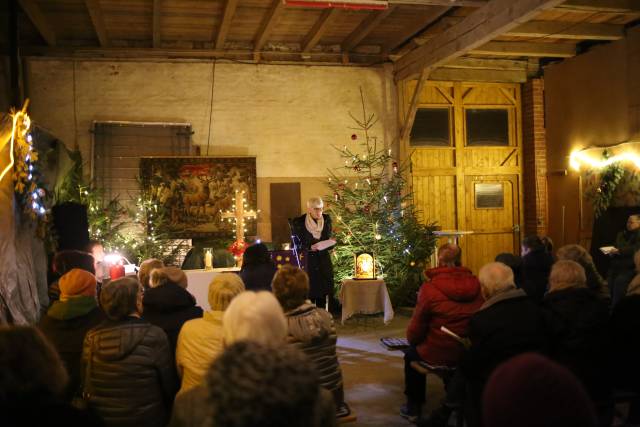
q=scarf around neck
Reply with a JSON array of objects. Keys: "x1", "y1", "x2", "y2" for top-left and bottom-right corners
[{"x1": 305, "y1": 213, "x2": 324, "y2": 240}]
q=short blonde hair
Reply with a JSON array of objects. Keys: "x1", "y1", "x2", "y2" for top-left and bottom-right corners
[
  {"x1": 556, "y1": 244, "x2": 592, "y2": 265},
  {"x1": 548, "y1": 260, "x2": 586, "y2": 292},
  {"x1": 478, "y1": 262, "x2": 515, "y2": 299},
  {"x1": 138, "y1": 258, "x2": 164, "y2": 288},
  {"x1": 306, "y1": 197, "x2": 323, "y2": 209},
  {"x1": 223, "y1": 291, "x2": 287, "y2": 346},
  {"x1": 149, "y1": 266, "x2": 188, "y2": 289},
  {"x1": 208, "y1": 273, "x2": 245, "y2": 311}
]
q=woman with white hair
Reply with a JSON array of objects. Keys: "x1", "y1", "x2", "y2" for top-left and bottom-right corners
[
  {"x1": 175, "y1": 273, "x2": 245, "y2": 394},
  {"x1": 223, "y1": 291, "x2": 288, "y2": 345}
]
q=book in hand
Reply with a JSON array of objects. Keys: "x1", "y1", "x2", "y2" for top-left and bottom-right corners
[
  {"x1": 311, "y1": 239, "x2": 337, "y2": 251},
  {"x1": 380, "y1": 337, "x2": 410, "y2": 351},
  {"x1": 599, "y1": 246, "x2": 617, "y2": 255}
]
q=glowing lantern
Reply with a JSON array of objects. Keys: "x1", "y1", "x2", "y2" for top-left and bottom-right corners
[{"x1": 354, "y1": 252, "x2": 375, "y2": 280}]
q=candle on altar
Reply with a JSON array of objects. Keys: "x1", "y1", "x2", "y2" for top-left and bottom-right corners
[
  {"x1": 110, "y1": 264, "x2": 125, "y2": 280},
  {"x1": 204, "y1": 248, "x2": 213, "y2": 270}
]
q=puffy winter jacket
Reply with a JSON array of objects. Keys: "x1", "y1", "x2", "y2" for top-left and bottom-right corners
[
  {"x1": 82, "y1": 317, "x2": 177, "y2": 427},
  {"x1": 407, "y1": 266, "x2": 483, "y2": 366},
  {"x1": 286, "y1": 302, "x2": 345, "y2": 406}
]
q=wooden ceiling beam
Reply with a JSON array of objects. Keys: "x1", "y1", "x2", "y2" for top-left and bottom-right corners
[
  {"x1": 389, "y1": 0, "x2": 486, "y2": 5},
  {"x1": 394, "y1": 0, "x2": 567, "y2": 81},
  {"x1": 555, "y1": 0, "x2": 640, "y2": 13},
  {"x1": 440, "y1": 57, "x2": 530, "y2": 70},
  {"x1": 507, "y1": 21, "x2": 624, "y2": 40},
  {"x1": 469, "y1": 41, "x2": 576, "y2": 57},
  {"x1": 18, "y1": 0, "x2": 56, "y2": 46},
  {"x1": 342, "y1": 6, "x2": 396, "y2": 53},
  {"x1": 85, "y1": 0, "x2": 110, "y2": 47},
  {"x1": 382, "y1": 6, "x2": 450, "y2": 55},
  {"x1": 216, "y1": 0, "x2": 239, "y2": 49},
  {"x1": 153, "y1": 0, "x2": 162, "y2": 48},
  {"x1": 302, "y1": 8, "x2": 338, "y2": 53},
  {"x1": 254, "y1": 0, "x2": 286, "y2": 61},
  {"x1": 430, "y1": 67, "x2": 527, "y2": 83}
]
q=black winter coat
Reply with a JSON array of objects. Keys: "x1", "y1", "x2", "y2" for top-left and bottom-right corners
[
  {"x1": 82, "y1": 317, "x2": 177, "y2": 427},
  {"x1": 292, "y1": 213, "x2": 334, "y2": 299},
  {"x1": 38, "y1": 297, "x2": 105, "y2": 399},
  {"x1": 611, "y1": 295, "x2": 640, "y2": 392},
  {"x1": 142, "y1": 283, "x2": 203, "y2": 354},
  {"x1": 542, "y1": 287, "x2": 611, "y2": 402},
  {"x1": 521, "y1": 248, "x2": 554, "y2": 302},
  {"x1": 239, "y1": 263, "x2": 277, "y2": 292}
]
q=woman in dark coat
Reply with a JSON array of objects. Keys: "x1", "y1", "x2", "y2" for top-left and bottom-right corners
[
  {"x1": 83, "y1": 277, "x2": 177, "y2": 427},
  {"x1": 520, "y1": 235, "x2": 554, "y2": 302},
  {"x1": 291, "y1": 197, "x2": 335, "y2": 308},
  {"x1": 240, "y1": 243, "x2": 277, "y2": 292},
  {"x1": 143, "y1": 267, "x2": 203, "y2": 354}
]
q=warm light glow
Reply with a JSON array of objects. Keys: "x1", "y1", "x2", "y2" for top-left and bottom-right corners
[
  {"x1": 0, "y1": 113, "x2": 21, "y2": 183},
  {"x1": 570, "y1": 144, "x2": 640, "y2": 171}
]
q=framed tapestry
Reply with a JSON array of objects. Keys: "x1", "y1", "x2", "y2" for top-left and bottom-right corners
[{"x1": 140, "y1": 157, "x2": 257, "y2": 238}]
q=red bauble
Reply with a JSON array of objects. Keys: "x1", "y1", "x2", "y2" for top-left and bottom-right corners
[
  {"x1": 353, "y1": 165, "x2": 361, "y2": 172},
  {"x1": 351, "y1": 134, "x2": 357, "y2": 140},
  {"x1": 363, "y1": 204, "x2": 370, "y2": 213}
]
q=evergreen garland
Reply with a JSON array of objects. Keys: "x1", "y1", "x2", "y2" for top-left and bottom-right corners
[
  {"x1": 587, "y1": 150, "x2": 625, "y2": 218},
  {"x1": 326, "y1": 90, "x2": 437, "y2": 306}
]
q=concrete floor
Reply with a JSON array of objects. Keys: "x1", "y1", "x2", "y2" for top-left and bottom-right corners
[{"x1": 336, "y1": 313, "x2": 446, "y2": 427}]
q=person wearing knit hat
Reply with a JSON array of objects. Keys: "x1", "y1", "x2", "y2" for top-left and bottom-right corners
[
  {"x1": 483, "y1": 353, "x2": 597, "y2": 427},
  {"x1": 38, "y1": 269, "x2": 105, "y2": 399},
  {"x1": 143, "y1": 266, "x2": 203, "y2": 356},
  {"x1": 175, "y1": 273, "x2": 245, "y2": 394}
]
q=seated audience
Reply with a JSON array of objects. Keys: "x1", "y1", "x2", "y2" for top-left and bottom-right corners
[
  {"x1": 0, "y1": 326, "x2": 102, "y2": 426},
  {"x1": 240, "y1": 242, "x2": 277, "y2": 292},
  {"x1": 483, "y1": 353, "x2": 597, "y2": 427},
  {"x1": 175, "y1": 273, "x2": 245, "y2": 394},
  {"x1": 520, "y1": 235, "x2": 554, "y2": 302},
  {"x1": 542, "y1": 260, "x2": 611, "y2": 424},
  {"x1": 49, "y1": 249, "x2": 96, "y2": 303},
  {"x1": 494, "y1": 252, "x2": 523, "y2": 288},
  {"x1": 38, "y1": 269, "x2": 105, "y2": 399},
  {"x1": 138, "y1": 258, "x2": 164, "y2": 291},
  {"x1": 82, "y1": 277, "x2": 176, "y2": 427},
  {"x1": 608, "y1": 214, "x2": 640, "y2": 305},
  {"x1": 272, "y1": 265, "x2": 350, "y2": 417},
  {"x1": 401, "y1": 243, "x2": 483, "y2": 422},
  {"x1": 143, "y1": 266, "x2": 203, "y2": 354},
  {"x1": 556, "y1": 244, "x2": 609, "y2": 300},
  {"x1": 463, "y1": 262, "x2": 550, "y2": 426}
]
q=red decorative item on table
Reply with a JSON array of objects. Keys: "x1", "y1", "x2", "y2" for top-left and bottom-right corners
[
  {"x1": 228, "y1": 240, "x2": 248, "y2": 258},
  {"x1": 109, "y1": 264, "x2": 125, "y2": 280}
]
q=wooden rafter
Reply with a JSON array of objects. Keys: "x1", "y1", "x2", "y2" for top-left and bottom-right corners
[
  {"x1": 470, "y1": 41, "x2": 575, "y2": 57},
  {"x1": 394, "y1": 0, "x2": 567, "y2": 81},
  {"x1": 216, "y1": 0, "x2": 239, "y2": 49},
  {"x1": 382, "y1": 6, "x2": 450, "y2": 55},
  {"x1": 85, "y1": 0, "x2": 110, "y2": 47},
  {"x1": 18, "y1": 0, "x2": 56, "y2": 46},
  {"x1": 254, "y1": 0, "x2": 286, "y2": 60},
  {"x1": 400, "y1": 68, "x2": 430, "y2": 143},
  {"x1": 507, "y1": 21, "x2": 624, "y2": 40},
  {"x1": 389, "y1": 0, "x2": 486, "y2": 5},
  {"x1": 153, "y1": 0, "x2": 162, "y2": 48},
  {"x1": 302, "y1": 8, "x2": 338, "y2": 53},
  {"x1": 556, "y1": 0, "x2": 640, "y2": 13},
  {"x1": 341, "y1": 6, "x2": 396, "y2": 53},
  {"x1": 441, "y1": 57, "x2": 530, "y2": 70},
  {"x1": 430, "y1": 67, "x2": 527, "y2": 83}
]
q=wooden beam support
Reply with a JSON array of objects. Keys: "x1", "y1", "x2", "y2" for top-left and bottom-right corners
[
  {"x1": 342, "y1": 6, "x2": 396, "y2": 53},
  {"x1": 85, "y1": 0, "x2": 110, "y2": 47},
  {"x1": 18, "y1": 0, "x2": 56, "y2": 46},
  {"x1": 216, "y1": 0, "x2": 239, "y2": 49},
  {"x1": 556, "y1": 0, "x2": 640, "y2": 13},
  {"x1": 430, "y1": 67, "x2": 527, "y2": 83},
  {"x1": 470, "y1": 41, "x2": 576, "y2": 57},
  {"x1": 254, "y1": 0, "x2": 286, "y2": 60},
  {"x1": 383, "y1": 6, "x2": 450, "y2": 54},
  {"x1": 153, "y1": 0, "x2": 161, "y2": 48},
  {"x1": 302, "y1": 8, "x2": 338, "y2": 53},
  {"x1": 395, "y1": 0, "x2": 567, "y2": 81},
  {"x1": 389, "y1": 0, "x2": 486, "y2": 5},
  {"x1": 441, "y1": 57, "x2": 530, "y2": 70},
  {"x1": 507, "y1": 21, "x2": 624, "y2": 40},
  {"x1": 400, "y1": 68, "x2": 430, "y2": 143}
]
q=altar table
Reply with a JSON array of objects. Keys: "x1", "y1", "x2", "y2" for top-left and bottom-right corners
[
  {"x1": 339, "y1": 278, "x2": 394, "y2": 325},
  {"x1": 185, "y1": 268, "x2": 240, "y2": 311}
]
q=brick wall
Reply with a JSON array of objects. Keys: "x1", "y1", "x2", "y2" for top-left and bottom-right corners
[{"x1": 522, "y1": 78, "x2": 548, "y2": 238}]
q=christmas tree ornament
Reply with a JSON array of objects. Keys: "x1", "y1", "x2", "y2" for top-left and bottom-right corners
[{"x1": 351, "y1": 134, "x2": 357, "y2": 140}]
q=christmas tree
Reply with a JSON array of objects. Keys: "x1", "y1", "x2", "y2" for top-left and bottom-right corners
[{"x1": 326, "y1": 90, "x2": 437, "y2": 306}]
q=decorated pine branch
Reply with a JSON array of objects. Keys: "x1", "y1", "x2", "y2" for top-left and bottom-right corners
[{"x1": 326, "y1": 89, "x2": 437, "y2": 306}]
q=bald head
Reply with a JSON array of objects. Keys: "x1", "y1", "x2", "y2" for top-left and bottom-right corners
[
  {"x1": 478, "y1": 262, "x2": 516, "y2": 300},
  {"x1": 438, "y1": 244, "x2": 461, "y2": 267}
]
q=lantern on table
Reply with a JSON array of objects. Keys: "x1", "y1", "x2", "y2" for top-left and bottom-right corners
[{"x1": 354, "y1": 252, "x2": 375, "y2": 280}]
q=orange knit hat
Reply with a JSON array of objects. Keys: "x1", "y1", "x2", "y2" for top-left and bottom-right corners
[{"x1": 59, "y1": 268, "x2": 97, "y2": 300}]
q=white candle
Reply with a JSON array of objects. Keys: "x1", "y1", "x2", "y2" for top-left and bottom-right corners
[{"x1": 205, "y1": 250, "x2": 213, "y2": 270}]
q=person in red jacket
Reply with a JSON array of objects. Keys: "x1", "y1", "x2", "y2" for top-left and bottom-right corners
[{"x1": 401, "y1": 243, "x2": 484, "y2": 422}]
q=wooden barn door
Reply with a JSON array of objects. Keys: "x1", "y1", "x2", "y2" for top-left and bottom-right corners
[{"x1": 401, "y1": 81, "x2": 523, "y2": 273}]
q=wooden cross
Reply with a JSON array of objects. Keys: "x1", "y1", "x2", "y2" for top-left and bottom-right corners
[{"x1": 220, "y1": 189, "x2": 257, "y2": 243}]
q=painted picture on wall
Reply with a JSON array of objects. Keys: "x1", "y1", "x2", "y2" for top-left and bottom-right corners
[{"x1": 140, "y1": 157, "x2": 257, "y2": 238}]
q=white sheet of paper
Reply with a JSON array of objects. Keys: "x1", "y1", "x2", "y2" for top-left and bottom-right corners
[{"x1": 312, "y1": 239, "x2": 337, "y2": 251}]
